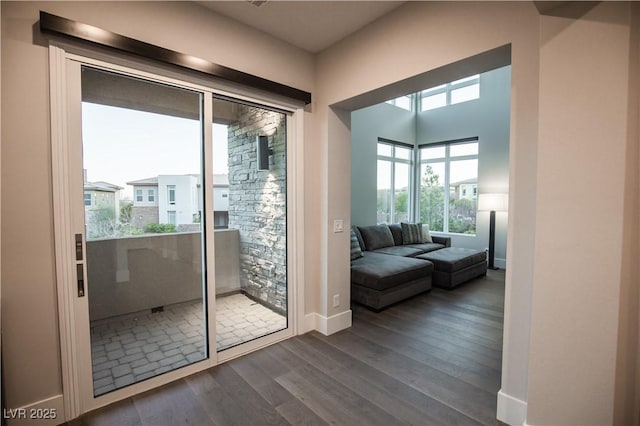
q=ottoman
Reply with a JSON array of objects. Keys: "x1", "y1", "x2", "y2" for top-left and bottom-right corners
[
  {"x1": 415, "y1": 247, "x2": 487, "y2": 289},
  {"x1": 351, "y1": 251, "x2": 434, "y2": 310}
]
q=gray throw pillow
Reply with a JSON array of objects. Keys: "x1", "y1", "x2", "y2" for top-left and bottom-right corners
[
  {"x1": 350, "y1": 228, "x2": 363, "y2": 260},
  {"x1": 359, "y1": 225, "x2": 395, "y2": 251},
  {"x1": 401, "y1": 222, "x2": 423, "y2": 244}
]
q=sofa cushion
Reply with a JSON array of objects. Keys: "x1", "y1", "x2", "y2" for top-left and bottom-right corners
[
  {"x1": 372, "y1": 246, "x2": 423, "y2": 257},
  {"x1": 351, "y1": 252, "x2": 433, "y2": 291},
  {"x1": 352, "y1": 226, "x2": 366, "y2": 251},
  {"x1": 405, "y1": 242, "x2": 445, "y2": 254},
  {"x1": 416, "y1": 247, "x2": 486, "y2": 273},
  {"x1": 387, "y1": 224, "x2": 404, "y2": 246},
  {"x1": 358, "y1": 225, "x2": 395, "y2": 251},
  {"x1": 401, "y1": 222, "x2": 423, "y2": 244},
  {"x1": 350, "y1": 228, "x2": 363, "y2": 260}
]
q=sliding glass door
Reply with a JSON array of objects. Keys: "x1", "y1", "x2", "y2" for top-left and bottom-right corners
[
  {"x1": 56, "y1": 54, "x2": 296, "y2": 416},
  {"x1": 212, "y1": 97, "x2": 288, "y2": 352},
  {"x1": 78, "y1": 66, "x2": 208, "y2": 396}
]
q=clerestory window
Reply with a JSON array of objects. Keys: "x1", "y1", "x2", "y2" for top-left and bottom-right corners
[{"x1": 420, "y1": 74, "x2": 480, "y2": 112}]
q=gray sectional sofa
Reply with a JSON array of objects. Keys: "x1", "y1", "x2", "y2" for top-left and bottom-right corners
[{"x1": 350, "y1": 223, "x2": 487, "y2": 310}]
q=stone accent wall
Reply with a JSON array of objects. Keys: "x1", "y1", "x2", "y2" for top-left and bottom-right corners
[{"x1": 227, "y1": 105, "x2": 287, "y2": 314}]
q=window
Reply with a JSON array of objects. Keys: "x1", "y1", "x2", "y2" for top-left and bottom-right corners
[
  {"x1": 167, "y1": 210, "x2": 176, "y2": 226},
  {"x1": 420, "y1": 74, "x2": 480, "y2": 111},
  {"x1": 167, "y1": 185, "x2": 176, "y2": 204},
  {"x1": 385, "y1": 94, "x2": 413, "y2": 111},
  {"x1": 147, "y1": 189, "x2": 155, "y2": 202},
  {"x1": 135, "y1": 189, "x2": 143, "y2": 202},
  {"x1": 377, "y1": 139, "x2": 413, "y2": 224},
  {"x1": 419, "y1": 139, "x2": 478, "y2": 234},
  {"x1": 84, "y1": 193, "x2": 92, "y2": 206}
]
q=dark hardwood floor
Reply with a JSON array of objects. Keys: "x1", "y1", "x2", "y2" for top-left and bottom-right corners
[{"x1": 67, "y1": 270, "x2": 505, "y2": 426}]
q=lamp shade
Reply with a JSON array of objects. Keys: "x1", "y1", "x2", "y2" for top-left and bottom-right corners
[{"x1": 477, "y1": 193, "x2": 508, "y2": 212}]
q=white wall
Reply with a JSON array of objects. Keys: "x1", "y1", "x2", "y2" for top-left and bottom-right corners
[
  {"x1": 527, "y1": 3, "x2": 634, "y2": 424},
  {"x1": 418, "y1": 65, "x2": 510, "y2": 266},
  {"x1": 315, "y1": 5, "x2": 540, "y2": 423},
  {"x1": 351, "y1": 102, "x2": 415, "y2": 226},
  {"x1": 350, "y1": 66, "x2": 510, "y2": 267},
  {"x1": 1, "y1": 0, "x2": 313, "y2": 411},
  {"x1": 157, "y1": 175, "x2": 198, "y2": 225}
]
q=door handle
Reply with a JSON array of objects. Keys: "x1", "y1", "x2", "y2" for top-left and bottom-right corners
[
  {"x1": 75, "y1": 233, "x2": 83, "y2": 261},
  {"x1": 77, "y1": 264, "x2": 85, "y2": 297}
]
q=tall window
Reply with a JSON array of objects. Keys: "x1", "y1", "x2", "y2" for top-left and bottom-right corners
[
  {"x1": 135, "y1": 189, "x2": 143, "y2": 202},
  {"x1": 377, "y1": 139, "x2": 413, "y2": 224},
  {"x1": 84, "y1": 193, "x2": 92, "y2": 206},
  {"x1": 419, "y1": 139, "x2": 478, "y2": 234},
  {"x1": 167, "y1": 185, "x2": 176, "y2": 205},
  {"x1": 420, "y1": 74, "x2": 480, "y2": 111},
  {"x1": 167, "y1": 210, "x2": 176, "y2": 226},
  {"x1": 147, "y1": 189, "x2": 155, "y2": 202}
]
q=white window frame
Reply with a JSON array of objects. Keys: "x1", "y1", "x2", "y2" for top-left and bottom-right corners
[
  {"x1": 84, "y1": 193, "x2": 92, "y2": 206},
  {"x1": 417, "y1": 137, "x2": 479, "y2": 234},
  {"x1": 420, "y1": 74, "x2": 480, "y2": 111},
  {"x1": 135, "y1": 188, "x2": 143, "y2": 202},
  {"x1": 385, "y1": 94, "x2": 414, "y2": 112},
  {"x1": 376, "y1": 138, "x2": 414, "y2": 224},
  {"x1": 167, "y1": 210, "x2": 177, "y2": 225},
  {"x1": 147, "y1": 188, "x2": 155, "y2": 202},
  {"x1": 167, "y1": 185, "x2": 176, "y2": 205}
]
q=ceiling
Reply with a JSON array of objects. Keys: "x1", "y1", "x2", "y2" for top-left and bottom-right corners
[{"x1": 197, "y1": 1, "x2": 406, "y2": 53}]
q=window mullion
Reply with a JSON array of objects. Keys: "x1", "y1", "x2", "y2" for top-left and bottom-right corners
[
  {"x1": 390, "y1": 148, "x2": 396, "y2": 222},
  {"x1": 443, "y1": 145, "x2": 451, "y2": 232}
]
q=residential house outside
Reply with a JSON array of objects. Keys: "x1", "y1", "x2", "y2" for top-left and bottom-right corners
[
  {"x1": 126, "y1": 176, "x2": 160, "y2": 230},
  {"x1": 451, "y1": 178, "x2": 478, "y2": 201},
  {"x1": 127, "y1": 174, "x2": 229, "y2": 231},
  {"x1": 83, "y1": 180, "x2": 122, "y2": 238}
]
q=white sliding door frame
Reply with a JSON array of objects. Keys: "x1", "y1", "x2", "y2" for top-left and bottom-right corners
[{"x1": 49, "y1": 44, "x2": 305, "y2": 421}]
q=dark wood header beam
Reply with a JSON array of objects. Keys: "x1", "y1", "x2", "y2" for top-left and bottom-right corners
[{"x1": 39, "y1": 11, "x2": 312, "y2": 105}]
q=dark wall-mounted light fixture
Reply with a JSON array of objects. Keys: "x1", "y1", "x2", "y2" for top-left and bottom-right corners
[{"x1": 257, "y1": 135, "x2": 273, "y2": 171}]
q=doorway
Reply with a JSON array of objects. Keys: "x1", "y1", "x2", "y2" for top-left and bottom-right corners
[{"x1": 51, "y1": 50, "x2": 299, "y2": 418}]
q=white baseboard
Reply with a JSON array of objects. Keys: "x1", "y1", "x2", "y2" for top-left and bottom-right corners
[
  {"x1": 5, "y1": 394, "x2": 65, "y2": 426},
  {"x1": 497, "y1": 389, "x2": 527, "y2": 426},
  {"x1": 494, "y1": 257, "x2": 507, "y2": 269},
  {"x1": 304, "y1": 310, "x2": 352, "y2": 335},
  {"x1": 303, "y1": 312, "x2": 318, "y2": 333}
]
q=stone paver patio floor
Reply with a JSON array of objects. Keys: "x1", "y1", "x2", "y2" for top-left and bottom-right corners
[{"x1": 90, "y1": 293, "x2": 286, "y2": 395}]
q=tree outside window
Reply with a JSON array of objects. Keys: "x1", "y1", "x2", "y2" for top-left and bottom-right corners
[{"x1": 419, "y1": 141, "x2": 478, "y2": 234}]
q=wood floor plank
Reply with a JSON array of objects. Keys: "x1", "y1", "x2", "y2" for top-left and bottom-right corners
[
  {"x1": 208, "y1": 363, "x2": 290, "y2": 426},
  {"x1": 133, "y1": 378, "x2": 213, "y2": 426},
  {"x1": 348, "y1": 318, "x2": 502, "y2": 391},
  {"x1": 67, "y1": 399, "x2": 142, "y2": 426},
  {"x1": 274, "y1": 398, "x2": 330, "y2": 426},
  {"x1": 314, "y1": 329, "x2": 498, "y2": 425},
  {"x1": 289, "y1": 334, "x2": 483, "y2": 426},
  {"x1": 354, "y1": 304, "x2": 503, "y2": 368}
]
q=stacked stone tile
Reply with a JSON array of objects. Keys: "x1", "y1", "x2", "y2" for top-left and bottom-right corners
[{"x1": 227, "y1": 105, "x2": 287, "y2": 314}]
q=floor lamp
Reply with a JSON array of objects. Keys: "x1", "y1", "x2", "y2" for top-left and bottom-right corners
[{"x1": 478, "y1": 193, "x2": 508, "y2": 270}]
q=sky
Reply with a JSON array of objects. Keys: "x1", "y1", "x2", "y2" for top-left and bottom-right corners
[{"x1": 82, "y1": 103, "x2": 229, "y2": 199}]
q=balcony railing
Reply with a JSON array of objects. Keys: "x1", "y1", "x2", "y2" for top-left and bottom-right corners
[{"x1": 86, "y1": 229, "x2": 240, "y2": 320}]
